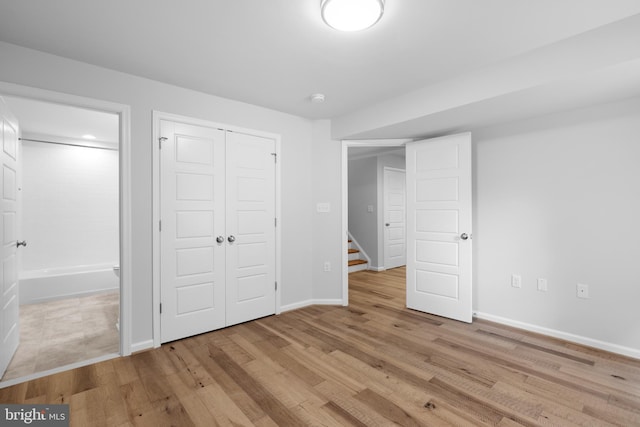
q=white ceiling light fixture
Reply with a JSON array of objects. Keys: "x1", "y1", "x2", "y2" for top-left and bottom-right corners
[
  {"x1": 321, "y1": 0, "x2": 385, "y2": 32},
  {"x1": 310, "y1": 93, "x2": 326, "y2": 103}
]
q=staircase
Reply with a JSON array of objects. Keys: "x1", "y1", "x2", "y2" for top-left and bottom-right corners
[{"x1": 348, "y1": 239, "x2": 368, "y2": 273}]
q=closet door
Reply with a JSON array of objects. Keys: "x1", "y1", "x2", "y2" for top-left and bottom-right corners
[
  {"x1": 160, "y1": 120, "x2": 226, "y2": 343},
  {"x1": 225, "y1": 131, "x2": 276, "y2": 326}
]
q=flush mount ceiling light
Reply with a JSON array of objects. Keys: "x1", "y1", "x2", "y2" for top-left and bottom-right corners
[
  {"x1": 321, "y1": 0, "x2": 385, "y2": 32},
  {"x1": 310, "y1": 93, "x2": 326, "y2": 103}
]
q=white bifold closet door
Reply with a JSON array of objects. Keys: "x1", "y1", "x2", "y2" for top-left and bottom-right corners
[{"x1": 160, "y1": 120, "x2": 275, "y2": 343}]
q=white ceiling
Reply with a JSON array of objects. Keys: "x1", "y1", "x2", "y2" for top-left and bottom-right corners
[
  {"x1": 2, "y1": 96, "x2": 119, "y2": 145},
  {"x1": 1, "y1": 0, "x2": 640, "y2": 120}
]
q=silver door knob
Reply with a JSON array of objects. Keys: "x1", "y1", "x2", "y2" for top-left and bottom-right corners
[
  {"x1": 16, "y1": 240, "x2": 27, "y2": 248},
  {"x1": 227, "y1": 235, "x2": 236, "y2": 243},
  {"x1": 460, "y1": 233, "x2": 469, "y2": 240},
  {"x1": 216, "y1": 236, "x2": 224, "y2": 244},
  {"x1": 385, "y1": 223, "x2": 390, "y2": 226}
]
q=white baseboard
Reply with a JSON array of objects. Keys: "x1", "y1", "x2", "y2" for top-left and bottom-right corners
[
  {"x1": 369, "y1": 266, "x2": 386, "y2": 272},
  {"x1": 474, "y1": 311, "x2": 640, "y2": 360},
  {"x1": 313, "y1": 298, "x2": 344, "y2": 306},
  {"x1": 281, "y1": 299, "x2": 343, "y2": 313},
  {"x1": 130, "y1": 339, "x2": 154, "y2": 353}
]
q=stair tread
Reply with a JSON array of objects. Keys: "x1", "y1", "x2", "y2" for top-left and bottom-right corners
[
  {"x1": 348, "y1": 248, "x2": 359, "y2": 254},
  {"x1": 348, "y1": 259, "x2": 368, "y2": 266}
]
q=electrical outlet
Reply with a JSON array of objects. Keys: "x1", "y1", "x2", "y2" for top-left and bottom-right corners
[
  {"x1": 577, "y1": 283, "x2": 589, "y2": 299},
  {"x1": 323, "y1": 261, "x2": 331, "y2": 272},
  {"x1": 537, "y1": 278, "x2": 548, "y2": 292},
  {"x1": 511, "y1": 274, "x2": 522, "y2": 288}
]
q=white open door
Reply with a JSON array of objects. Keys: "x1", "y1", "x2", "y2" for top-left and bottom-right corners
[
  {"x1": 383, "y1": 167, "x2": 406, "y2": 269},
  {"x1": 406, "y1": 132, "x2": 472, "y2": 323},
  {"x1": 160, "y1": 120, "x2": 226, "y2": 343},
  {"x1": 0, "y1": 98, "x2": 20, "y2": 377},
  {"x1": 225, "y1": 131, "x2": 276, "y2": 326}
]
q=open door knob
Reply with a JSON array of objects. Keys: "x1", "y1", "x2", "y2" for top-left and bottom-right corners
[
  {"x1": 16, "y1": 240, "x2": 27, "y2": 248},
  {"x1": 227, "y1": 235, "x2": 236, "y2": 243},
  {"x1": 216, "y1": 236, "x2": 224, "y2": 244},
  {"x1": 460, "y1": 233, "x2": 469, "y2": 240}
]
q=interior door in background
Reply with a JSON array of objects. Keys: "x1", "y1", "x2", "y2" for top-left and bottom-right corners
[
  {"x1": 383, "y1": 167, "x2": 406, "y2": 269},
  {"x1": 0, "y1": 97, "x2": 20, "y2": 377},
  {"x1": 405, "y1": 132, "x2": 472, "y2": 323}
]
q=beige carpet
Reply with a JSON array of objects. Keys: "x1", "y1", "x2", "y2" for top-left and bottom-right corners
[{"x1": 1, "y1": 291, "x2": 119, "y2": 382}]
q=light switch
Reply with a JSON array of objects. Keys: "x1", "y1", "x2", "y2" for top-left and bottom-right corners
[
  {"x1": 317, "y1": 202, "x2": 331, "y2": 213},
  {"x1": 367, "y1": 205, "x2": 374, "y2": 213}
]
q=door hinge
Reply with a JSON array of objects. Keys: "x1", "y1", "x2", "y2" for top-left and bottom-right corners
[
  {"x1": 271, "y1": 152, "x2": 277, "y2": 163},
  {"x1": 159, "y1": 220, "x2": 162, "y2": 231},
  {"x1": 159, "y1": 136, "x2": 167, "y2": 149},
  {"x1": 274, "y1": 217, "x2": 277, "y2": 227},
  {"x1": 160, "y1": 303, "x2": 162, "y2": 314},
  {"x1": 275, "y1": 281, "x2": 278, "y2": 291}
]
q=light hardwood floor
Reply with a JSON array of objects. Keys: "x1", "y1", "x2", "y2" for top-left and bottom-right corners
[{"x1": 1, "y1": 268, "x2": 639, "y2": 426}]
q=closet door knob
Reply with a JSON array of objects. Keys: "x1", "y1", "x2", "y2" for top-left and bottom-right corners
[
  {"x1": 460, "y1": 233, "x2": 469, "y2": 240},
  {"x1": 216, "y1": 236, "x2": 224, "y2": 244},
  {"x1": 16, "y1": 240, "x2": 27, "y2": 248},
  {"x1": 227, "y1": 235, "x2": 236, "y2": 243}
]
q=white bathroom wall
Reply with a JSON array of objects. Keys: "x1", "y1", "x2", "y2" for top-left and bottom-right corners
[
  {"x1": 21, "y1": 141, "x2": 118, "y2": 271},
  {"x1": 473, "y1": 97, "x2": 640, "y2": 354}
]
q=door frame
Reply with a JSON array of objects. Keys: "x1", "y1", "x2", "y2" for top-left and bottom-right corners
[
  {"x1": 152, "y1": 111, "x2": 282, "y2": 348},
  {"x1": 341, "y1": 139, "x2": 412, "y2": 305},
  {"x1": 0, "y1": 81, "x2": 133, "y2": 359}
]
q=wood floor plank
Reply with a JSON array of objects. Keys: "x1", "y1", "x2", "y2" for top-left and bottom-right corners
[{"x1": 1, "y1": 267, "x2": 639, "y2": 426}]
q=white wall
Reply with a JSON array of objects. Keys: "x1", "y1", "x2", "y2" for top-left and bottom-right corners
[
  {"x1": 348, "y1": 156, "x2": 378, "y2": 263},
  {"x1": 348, "y1": 152, "x2": 405, "y2": 269},
  {"x1": 0, "y1": 41, "x2": 314, "y2": 347},
  {"x1": 474, "y1": 97, "x2": 640, "y2": 353},
  {"x1": 21, "y1": 141, "x2": 118, "y2": 271},
  {"x1": 310, "y1": 120, "x2": 342, "y2": 302}
]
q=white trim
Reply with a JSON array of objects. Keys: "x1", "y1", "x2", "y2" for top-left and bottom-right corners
[
  {"x1": 341, "y1": 139, "x2": 411, "y2": 306},
  {"x1": 0, "y1": 82, "x2": 133, "y2": 360},
  {"x1": 152, "y1": 111, "x2": 282, "y2": 348},
  {"x1": 341, "y1": 144, "x2": 349, "y2": 305},
  {"x1": 369, "y1": 266, "x2": 386, "y2": 272},
  {"x1": 344, "y1": 138, "x2": 413, "y2": 147},
  {"x1": 0, "y1": 352, "x2": 119, "y2": 389},
  {"x1": 152, "y1": 113, "x2": 161, "y2": 348},
  {"x1": 280, "y1": 299, "x2": 343, "y2": 313},
  {"x1": 474, "y1": 311, "x2": 640, "y2": 360},
  {"x1": 130, "y1": 339, "x2": 155, "y2": 354},
  {"x1": 348, "y1": 146, "x2": 406, "y2": 161}
]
